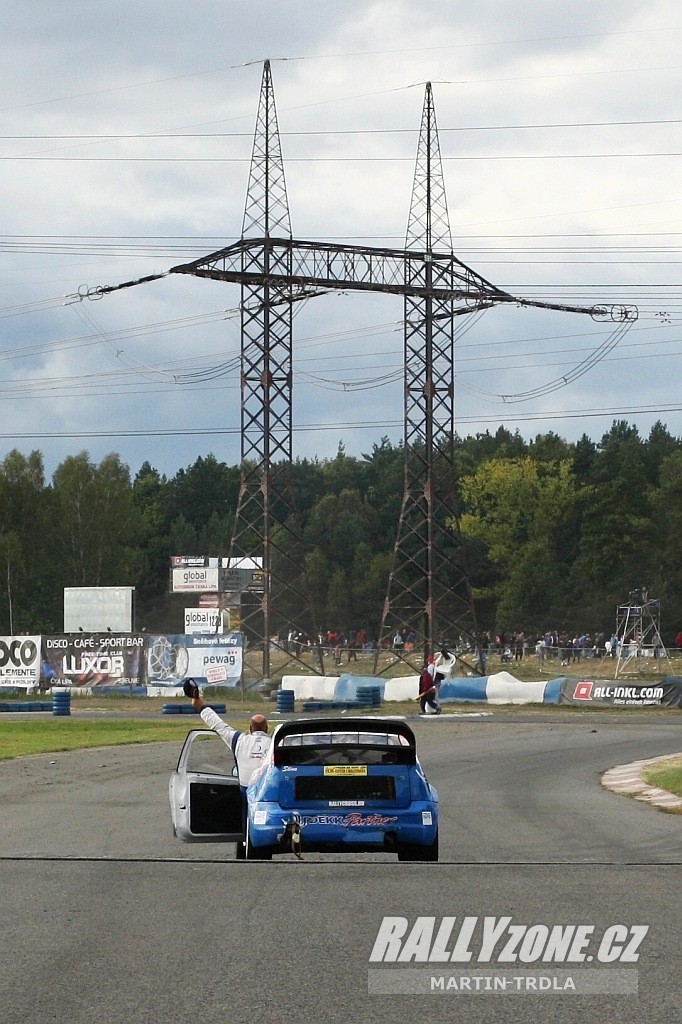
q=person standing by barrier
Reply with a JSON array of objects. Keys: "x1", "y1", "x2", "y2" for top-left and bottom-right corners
[{"x1": 418, "y1": 657, "x2": 440, "y2": 715}]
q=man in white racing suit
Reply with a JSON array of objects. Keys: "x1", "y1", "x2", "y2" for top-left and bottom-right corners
[
  {"x1": 189, "y1": 693, "x2": 271, "y2": 787},
  {"x1": 187, "y1": 688, "x2": 272, "y2": 854}
]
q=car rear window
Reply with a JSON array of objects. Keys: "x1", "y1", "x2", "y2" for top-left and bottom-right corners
[
  {"x1": 279, "y1": 731, "x2": 409, "y2": 747},
  {"x1": 276, "y1": 730, "x2": 414, "y2": 766}
]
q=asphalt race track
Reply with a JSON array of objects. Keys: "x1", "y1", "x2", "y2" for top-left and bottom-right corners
[{"x1": 0, "y1": 712, "x2": 680, "y2": 1024}]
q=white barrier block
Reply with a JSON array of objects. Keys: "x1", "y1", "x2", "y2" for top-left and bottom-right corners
[
  {"x1": 486, "y1": 671, "x2": 547, "y2": 704},
  {"x1": 147, "y1": 686, "x2": 185, "y2": 698},
  {"x1": 384, "y1": 676, "x2": 419, "y2": 701},
  {"x1": 281, "y1": 675, "x2": 338, "y2": 700}
]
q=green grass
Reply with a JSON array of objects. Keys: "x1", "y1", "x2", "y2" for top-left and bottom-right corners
[
  {"x1": 642, "y1": 755, "x2": 682, "y2": 799},
  {"x1": 0, "y1": 719, "x2": 210, "y2": 760}
]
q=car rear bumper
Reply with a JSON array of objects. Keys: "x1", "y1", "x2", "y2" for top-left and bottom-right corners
[{"x1": 247, "y1": 801, "x2": 438, "y2": 851}]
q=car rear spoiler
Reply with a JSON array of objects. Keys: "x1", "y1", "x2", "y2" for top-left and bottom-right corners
[{"x1": 273, "y1": 717, "x2": 417, "y2": 764}]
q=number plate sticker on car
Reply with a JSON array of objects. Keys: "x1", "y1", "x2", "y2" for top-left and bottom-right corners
[{"x1": 323, "y1": 765, "x2": 368, "y2": 776}]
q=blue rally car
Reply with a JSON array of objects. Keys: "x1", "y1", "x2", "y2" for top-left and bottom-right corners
[{"x1": 169, "y1": 717, "x2": 439, "y2": 861}]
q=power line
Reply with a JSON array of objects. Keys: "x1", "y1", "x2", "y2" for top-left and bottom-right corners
[
  {"x1": 2, "y1": 117, "x2": 679, "y2": 140},
  {"x1": 1, "y1": 402, "x2": 680, "y2": 441},
  {"x1": 3, "y1": 152, "x2": 681, "y2": 162},
  {"x1": 2, "y1": 26, "x2": 680, "y2": 114}
]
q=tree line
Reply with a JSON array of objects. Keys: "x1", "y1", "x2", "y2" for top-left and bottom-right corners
[{"x1": 1, "y1": 419, "x2": 680, "y2": 643}]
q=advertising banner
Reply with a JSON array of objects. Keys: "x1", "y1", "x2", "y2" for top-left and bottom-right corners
[
  {"x1": 184, "y1": 608, "x2": 223, "y2": 634},
  {"x1": 219, "y1": 567, "x2": 265, "y2": 593},
  {"x1": 559, "y1": 677, "x2": 681, "y2": 708},
  {"x1": 42, "y1": 634, "x2": 145, "y2": 688},
  {"x1": 0, "y1": 636, "x2": 41, "y2": 689},
  {"x1": 171, "y1": 566, "x2": 220, "y2": 593},
  {"x1": 146, "y1": 632, "x2": 243, "y2": 688},
  {"x1": 172, "y1": 556, "x2": 216, "y2": 568}
]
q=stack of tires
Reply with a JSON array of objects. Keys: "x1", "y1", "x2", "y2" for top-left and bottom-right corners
[
  {"x1": 52, "y1": 690, "x2": 72, "y2": 717},
  {"x1": 276, "y1": 689, "x2": 295, "y2": 713},
  {"x1": 356, "y1": 685, "x2": 381, "y2": 709}
]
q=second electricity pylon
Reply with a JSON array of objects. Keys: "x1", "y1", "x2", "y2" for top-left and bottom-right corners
[
  {"x1": 168, "y1": 60, "x2": 618, "y2": 683},
  {"x1": 374, "y1": 84, "x2": 486, "y2": 674}
]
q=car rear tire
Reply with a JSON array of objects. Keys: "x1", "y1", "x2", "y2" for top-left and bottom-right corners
[
  {"x1": 398, "y1": 831, "x2": 439, "y2": 862},
  {"x1": 245, "y1": 820, "x2": 272, "y2": 860}
]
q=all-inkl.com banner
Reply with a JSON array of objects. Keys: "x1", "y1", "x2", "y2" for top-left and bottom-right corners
[
  {"x1": 0, "y1": 636, "x2": 41, "y2": 688},
  {"x1": 42, "y1": 634, "x2": 145, "y2": 688},
  {"x1": 559, "y1": 677, "x2": 681, "y2": 708},
  {"x1": 146, "y1": 633, "x2": 243, "y2": 688}
]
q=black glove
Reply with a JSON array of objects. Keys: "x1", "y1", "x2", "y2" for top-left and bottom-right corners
[{"x1": 183, "y1": 679, "x2": 200, "y2": 699}]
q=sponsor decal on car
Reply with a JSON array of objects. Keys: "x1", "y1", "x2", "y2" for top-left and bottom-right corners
[
  {"x1": 324, "y1": 765, "x2": 368, "y2": 776},
  {"x1": 295, "y1": 812, "x2": 398, "y2": 827}
]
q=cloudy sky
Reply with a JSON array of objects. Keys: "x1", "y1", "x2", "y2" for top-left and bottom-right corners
[{"x1": 1, "y1": 0, "x2": 680, "y2": 480}]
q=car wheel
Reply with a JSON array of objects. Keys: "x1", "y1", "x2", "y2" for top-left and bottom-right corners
[
  {"x1": 235, "y1": 839, "x2": 246, "y2": 860},
  {"x1": 245, "y1": 820, "x2": 272, "y2": 860},
  {"x1": 398, "y1": 831, "x2": 439, "y2": 862}
]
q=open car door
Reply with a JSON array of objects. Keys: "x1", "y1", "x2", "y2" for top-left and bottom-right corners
[{"x1": 169, "y1": 729, "x2": 243, "y2": 842}]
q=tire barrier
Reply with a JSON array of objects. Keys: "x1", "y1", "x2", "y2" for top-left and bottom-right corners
[
  {"x1": 161, "y1": 702, "x2": 227, "y2": 715},
  {"x1": 301, "y1": 699, "x2": 365, "y2": 712},
  {"x1": 52, "y1": 690, "x2": 71, "y2": 717},
  {"x1": 0, "y1": 701, "x2": 54, "y2": 712},
  {"x1": 356, "y1": 685, "x2": 382, "y2": 708},
  {"x1": 276, "y1": 689, "x2": 295, "y2": 713}
]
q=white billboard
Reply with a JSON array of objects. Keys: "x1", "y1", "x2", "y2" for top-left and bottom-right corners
[{"x1": 64, "y1": 587, "x2": 135, "y2": 632}]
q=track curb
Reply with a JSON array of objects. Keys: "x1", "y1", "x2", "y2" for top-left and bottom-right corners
[{"x1": 601, "y1": 753, "x2": 682, "y2": 812}]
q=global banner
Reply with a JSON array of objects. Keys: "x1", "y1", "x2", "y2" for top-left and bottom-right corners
[
  {"x1": 559, "y1": 677, "x2": 682, "y2": 708},
  {"x1": 42, "y1": 634, "x2": 146, "y2": 688},
  {"x1": 0, "y1": 636, "x2": 41, "y2": 689},
  {"x1": 146, "y1": 632, "x2": 243, "y2": 688}
]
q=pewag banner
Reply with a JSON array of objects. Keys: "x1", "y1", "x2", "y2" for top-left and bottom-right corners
[
  {"x1": 146, "y1": 632, "x2": 243, "y2": 688},
  {"x1": 559, "y1": 677, "x2": 681, "y2": 708}
]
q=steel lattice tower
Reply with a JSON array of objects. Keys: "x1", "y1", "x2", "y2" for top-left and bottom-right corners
[
  {"x1": 230, "y1": 61, "x2": 323, "y2": 680},
  {"x1": 375, "y1": 84, "x2": 480, "y2": 672}
]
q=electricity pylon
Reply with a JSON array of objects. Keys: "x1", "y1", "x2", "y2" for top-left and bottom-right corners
[{"x1": 374, "y1": 83, "x2": 487, "y2": 674}]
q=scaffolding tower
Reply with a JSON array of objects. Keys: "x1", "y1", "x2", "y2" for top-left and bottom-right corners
[{"x1": 614, "y1": 589, "x2": 670, "y2": 677}]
